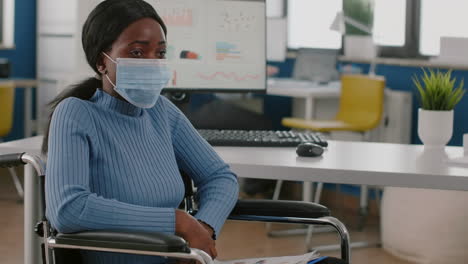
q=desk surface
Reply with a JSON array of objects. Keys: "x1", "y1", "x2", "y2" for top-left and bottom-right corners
[
  {"x1": 0, "y1": 78, "x2": 37, "y2": 87},
  {"x1": 2, "y1": 136, "x2": 468, "y2": 191},
  {"x1": 217, "y1": 142, "x2": 468, "y2": 191}
]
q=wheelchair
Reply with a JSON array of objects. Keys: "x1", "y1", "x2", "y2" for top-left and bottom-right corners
[{"x1": 0, "y1": 152, "x2": 351, "y2": 264}]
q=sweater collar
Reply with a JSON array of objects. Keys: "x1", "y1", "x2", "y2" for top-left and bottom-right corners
[{"x1": 90, "y1": 89, "x2": 142, "y2": 117}]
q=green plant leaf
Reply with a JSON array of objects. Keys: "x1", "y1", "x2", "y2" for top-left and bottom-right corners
[{"x1": 413, "y1": 68, "x2": 466, "y2": 110}]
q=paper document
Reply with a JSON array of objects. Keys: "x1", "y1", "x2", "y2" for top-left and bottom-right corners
[{"x1": 215, "y1": 251, "x2": 321, "y2": 264}]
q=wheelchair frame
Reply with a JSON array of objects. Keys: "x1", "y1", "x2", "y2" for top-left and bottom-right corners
[{"x1": 0, "y1": 152, "x2": 351, "y2": 264}]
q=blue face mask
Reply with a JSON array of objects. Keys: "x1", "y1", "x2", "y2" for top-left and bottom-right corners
[{"x1": 103, "y1": 53, "x2": 172, "y2": 108}]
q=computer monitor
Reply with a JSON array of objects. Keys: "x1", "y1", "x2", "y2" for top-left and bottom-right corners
[
  {"x1": 292, "y1": 48, "x2": 339, "y2": 83},
  {"x1": 149, "y1": 0, "x2": 267, "y2": 93}
]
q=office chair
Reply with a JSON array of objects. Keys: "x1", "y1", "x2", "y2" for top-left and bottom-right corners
[
  {"x1": 283, "y1": 74, "x2": 385, "y2": 132},
  {"x1": 280, "y1": 74, "x2": 385, "y2": 236},
  {"x1": 271, "y1": 47, "x2": 340, "y2": 217},
  {"x1": 0, "y1": 82, "x2": 24, "y2": 200},
  {"x1": 0, "y1": 152, "x2": 351, "y2": 264}
]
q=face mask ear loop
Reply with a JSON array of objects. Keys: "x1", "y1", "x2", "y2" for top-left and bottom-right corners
[
  {"x1": 104, "y1": 73, "x2": 117, "y2": 88},
  {"x1": 102, "y1": 52, "x2": 117, "y2": 64},
  {"x1": 102, "y1": 52, "x2": 117, "y2": 88}
]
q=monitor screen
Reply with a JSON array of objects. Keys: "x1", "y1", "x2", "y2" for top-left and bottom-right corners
[
  {"x1": 292, "y1": 48, "x2": 339, "y2": 82},
  {"x1": 147, "y1": 0, "x2": 266, "y2": 93}
]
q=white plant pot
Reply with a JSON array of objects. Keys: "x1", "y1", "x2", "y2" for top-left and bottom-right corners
[
  {"x1": 344, "y1": 35, "x2": 376, "y2": 59},
  {"x1": 417, "y1": 108, "x2": 453, "y2": 149}
]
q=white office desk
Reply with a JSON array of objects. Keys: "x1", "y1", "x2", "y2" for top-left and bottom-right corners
[
  {"x1": 267, "y1": 78, "x2": 341, "y2": 120},
  {"x1": 0, "y1": 79, "x2": 38, "y2": 138},
  {"x1": 2, "y1": 136, "x2": 468, "y2": 264},
  {"x1": 216, "y1": 142, "x2": 468, "y2": 191}
]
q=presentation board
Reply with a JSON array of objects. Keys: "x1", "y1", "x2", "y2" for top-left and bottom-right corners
[{"x1": 147, "y1": 0, "x2": 266, "y2": 92}]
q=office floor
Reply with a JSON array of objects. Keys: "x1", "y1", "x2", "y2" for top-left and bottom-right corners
[{"x1": 0, "y1": 169, "x2": 412, "y2": 264}]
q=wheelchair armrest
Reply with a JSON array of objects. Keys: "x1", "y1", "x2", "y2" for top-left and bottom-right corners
[
  {"x1": 55, "y1": 230, "x2": 190, "y2": 253},
  {"x1": 230, "y1": 199, "x2": 330, "y2": 219}
]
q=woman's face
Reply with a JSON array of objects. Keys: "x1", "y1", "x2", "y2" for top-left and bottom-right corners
[{"x1": 98, "y1": 18, "x2": 167, "y2": 97}]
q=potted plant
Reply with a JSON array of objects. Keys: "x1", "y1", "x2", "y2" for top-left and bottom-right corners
[
  {"x1": 343, "y1": 0, "x2": 374, "y2": 36},
  {"x1": 381, "y1": 69, "x2": 466, "y2": 264},
  {"x1": 343, "y1": 0, "x2": 375, "y2": 59},
  {"x1": 413, "y1": 68, "x2": 465, "y2": 148}
]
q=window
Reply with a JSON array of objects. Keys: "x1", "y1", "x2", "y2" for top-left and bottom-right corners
[
  {"x1": 373, "y1": 0, "x2": 406, "y2": 47},
  {"x1": 0, "y1": 0, "x2": 14, "y2": 48},
  {"x1": 420, "y1": 0, "x2": 468, "y2": 56},
  {"x1": 286, "y1": 0, "x2": 407, "y2": 50},
  {"x1": 287, "y1": 0, "x2": 342, "y2": 49},
  {"x1": 276, "y1": 0, "x2": 468, "y2": 59}
]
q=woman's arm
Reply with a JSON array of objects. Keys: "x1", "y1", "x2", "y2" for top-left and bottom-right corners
[
  {"x1": 165, "y1": 98, "x2": 239, "y2": 238},
  {"x1": 46, "y1": 98, "x2": 177, "y2": 234}
]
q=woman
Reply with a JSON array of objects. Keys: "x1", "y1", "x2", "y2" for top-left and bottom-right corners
[{"x1": 43, "y1": 0, "x2": 239, "y2": 263}]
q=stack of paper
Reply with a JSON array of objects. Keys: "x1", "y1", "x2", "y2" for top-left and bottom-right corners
[{"x1": 215, "y1": 251, "x2": 321, "y2": 264}]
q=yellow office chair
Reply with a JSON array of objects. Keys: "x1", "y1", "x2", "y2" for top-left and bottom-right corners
[
  {"x1": 279, "y1": 74, "x2": 385, "y2": 239},
  {"x1": 282, "y1": 74, "x2": 385, "y2": 132},
  {"x1": 0, "y1": 81, "x2": 24, "y2": 199}
]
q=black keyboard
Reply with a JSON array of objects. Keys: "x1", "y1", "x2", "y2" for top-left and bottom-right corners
[{"x1": 197, "y1": 129, "x2": 328, "y2": 147}]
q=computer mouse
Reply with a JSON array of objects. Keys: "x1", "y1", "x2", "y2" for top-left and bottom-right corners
[{"x1": 296, "y1": 142, "x2": 324, "y2": 157}]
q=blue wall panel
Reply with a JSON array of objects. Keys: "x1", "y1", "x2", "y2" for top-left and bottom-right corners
[{"x1": 372, "y1": 64, "x2": 468, "y2": 146}]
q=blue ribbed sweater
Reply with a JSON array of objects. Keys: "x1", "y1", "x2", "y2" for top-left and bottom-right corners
[{"x1": 46, "y1": 89, "x2": 239, "y2": 263}]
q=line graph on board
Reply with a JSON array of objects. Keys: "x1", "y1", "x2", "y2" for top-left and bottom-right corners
[{"x1": 197, "y1": 72, "x2": 260, "y2": 82}]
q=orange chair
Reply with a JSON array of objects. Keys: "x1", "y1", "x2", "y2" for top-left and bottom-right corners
[{"x1": 0, "y1": 81, "x2": 24, "y2": 199}]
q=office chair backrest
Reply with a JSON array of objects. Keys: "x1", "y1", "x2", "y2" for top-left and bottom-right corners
[
  {"x1": 336, "y1": 74, "x2": 385, "y2": 131},
  {"x1": 292, "y1": 48, "x2": 339, "y2": 82},
  {"x1": 0, "y1": 82, "x2": 15, "y2": 137}
]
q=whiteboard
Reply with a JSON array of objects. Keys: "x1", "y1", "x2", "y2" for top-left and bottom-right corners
[{"x1": 148, "y1": 0, "x2": 266, "y2": 91}]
